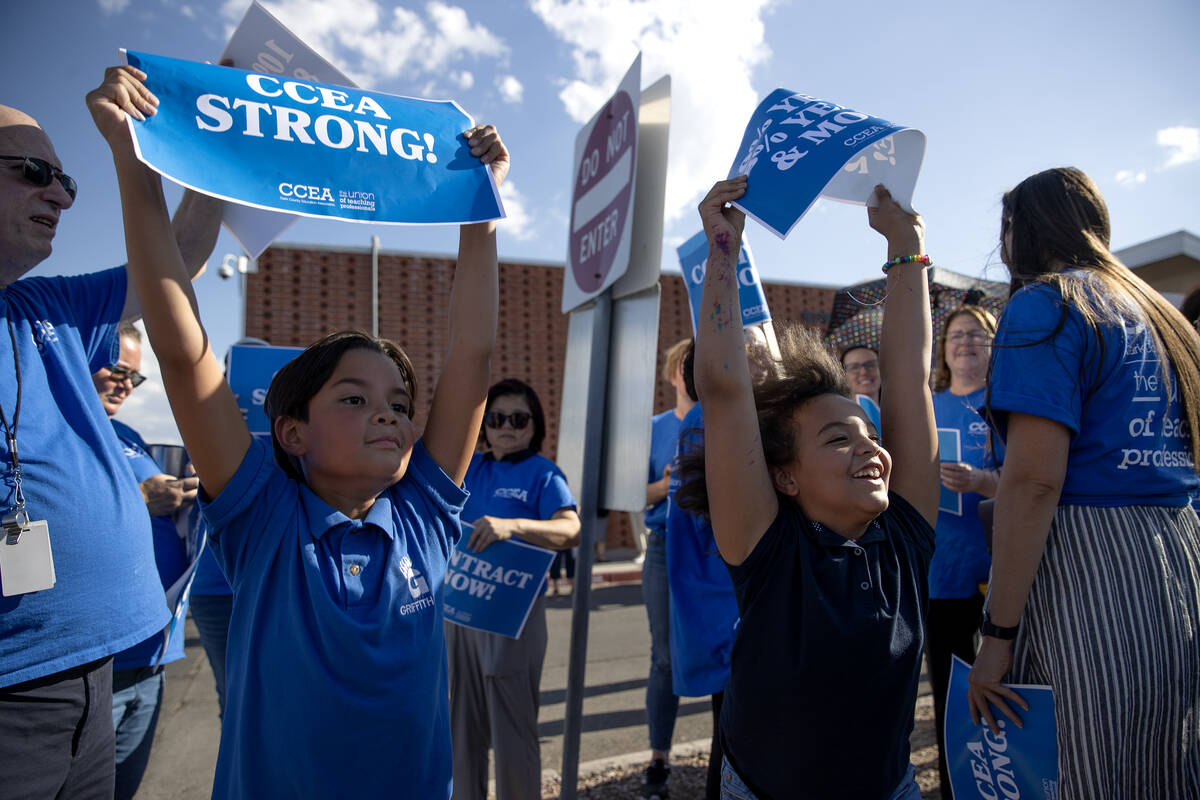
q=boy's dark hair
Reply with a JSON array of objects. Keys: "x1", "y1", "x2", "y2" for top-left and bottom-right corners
[
  {"x1": 481, "y1": 377, "x2": 546, "y2": 454},
  {"x1": 674, "y1": 323, "x2": 849, "y2": 515},
  {"x1": 681, "y1": 341, "x2": 698, "y2": 402},
  {"x1": 265, "y1": 330, "x2": 418, "y2": 483}
]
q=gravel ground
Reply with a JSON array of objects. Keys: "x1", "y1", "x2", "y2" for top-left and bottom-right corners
[{"x1": 537, "y1": 689, "x2": 945, "y2": 799}]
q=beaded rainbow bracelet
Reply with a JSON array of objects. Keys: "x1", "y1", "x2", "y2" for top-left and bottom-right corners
[{"x1": 881, "y1": 254, "x2": 931, "y2": 273}]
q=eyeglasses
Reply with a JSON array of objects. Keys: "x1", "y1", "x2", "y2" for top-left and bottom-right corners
[
  {"x1": 946, "y1": 331, "x2": 992, "y2": 344},
  {"x1": 484, "y1": 411, "x2": 531, "y2": 430},
  {"x1": 104, "y1": 364, "x2": 147, "y2": 387},
  {"x1": 0, "y1": 155, "x2": 77, "y2": 200},
  {"x1": 844, "y1": 359, "x2": 879, "y2": 373}
]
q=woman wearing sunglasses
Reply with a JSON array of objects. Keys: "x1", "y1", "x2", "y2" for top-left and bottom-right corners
[{"x1": 447, "y1": 378, "x2": 580, "y2": 800}]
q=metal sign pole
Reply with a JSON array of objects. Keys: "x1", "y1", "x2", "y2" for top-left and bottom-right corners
[{"x1": 559, "y1": 289, "x2": 613, "y2": 800}]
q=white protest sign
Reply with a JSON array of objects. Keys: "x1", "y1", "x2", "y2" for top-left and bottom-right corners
[
  {"x1": 561, "y1": 54, "x2": 641, "y2": 313},
  {"x1": 219, "y1": 1, "x2": 357, "y2": 257}
]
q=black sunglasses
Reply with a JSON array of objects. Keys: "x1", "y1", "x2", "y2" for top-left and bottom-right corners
[
  {"x1": 483, "y1": 411, "x2": 531, "y2": 430},
  {"x1": 0, "y1": 155, "x2": 77, "y2": 200},
  {"x1": 105, "y1": 364, "x2": 147, "y2": 388}
]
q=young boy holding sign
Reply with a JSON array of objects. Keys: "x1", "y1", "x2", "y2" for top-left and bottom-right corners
[{"x1": 87, "y1": 63, "x2": 508, "y2": 798}]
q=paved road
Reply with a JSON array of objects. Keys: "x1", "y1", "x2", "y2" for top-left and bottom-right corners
[{"x1": 136, "y1": 579, "x2": 713, "y2": 798}]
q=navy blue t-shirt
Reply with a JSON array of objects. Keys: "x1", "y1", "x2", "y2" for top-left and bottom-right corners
[{"x1": 721, "y1": 494, "x2": 934, "y2": 800}]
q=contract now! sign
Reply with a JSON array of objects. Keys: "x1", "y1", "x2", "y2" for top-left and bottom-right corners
[{"x1": 562, "y1": 54, "x2": 641, "y2": 313}]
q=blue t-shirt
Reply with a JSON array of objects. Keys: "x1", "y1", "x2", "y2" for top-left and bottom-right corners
[
  {"x1": 110, "y1": 420, "x2": 190, "y2": 669},
  {"x1": 462, "y1": 449, "x2": 576, "y2": 598},
  {"x1": 665, "y1": 404, "x2": 739, "y2": 697},
  {"x1": 645, "y1": 409, "x2": 685, "y2": 533},
  {"x1": 721, "y1": 495, "x2": 934, "y2": 800},
  {"x1": 989, "y1": 277, "x2": 1198, "y2": 506},
  {"x1": 188, "y1": 537, "x2": 232, "y2": 596},
  {"x1": 0, "y1": 268, "x2": 168, "y2": 687},
  {"x1": 930, "y1": 388, "x2": 1002, "y2": 599},
  {"x1": 201, "y1": 437, "x2": 466, "y2": 800}
]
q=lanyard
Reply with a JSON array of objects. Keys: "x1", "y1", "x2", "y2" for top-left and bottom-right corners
[{"x1": 0, "y1": 305, "x2": 28, "y2": 531}]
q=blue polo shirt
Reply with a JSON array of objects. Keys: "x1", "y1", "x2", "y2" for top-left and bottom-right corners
[
  {"x1": 110, "y1": 419, "x2": 189, "y2": 669},
  {"x1": 989, "y1": 276, "x2": 1198, "y2": 506},
  {"x1": 645, "y1": 409, "x2": 685, "y2": 533},
  {"x1": 930, "y1": 387, "x2": 1002, "y2": 599},
  {"x1": 720, "y1": 494, "x2": 934, "y2": 800},
  {"x1": 665, "y1": 404, "x2": 739, "y2": 698},
  {"x1": 0, "y1": 268, "x2": 167, "y2": 687},
  {"x1": 202, "y1": 436, "x2": 465, "y2": 800}
]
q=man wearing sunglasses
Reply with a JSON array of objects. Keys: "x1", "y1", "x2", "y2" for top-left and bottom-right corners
[{"x1": 0, "y1": 98, "x2": 221, "y2": 800}]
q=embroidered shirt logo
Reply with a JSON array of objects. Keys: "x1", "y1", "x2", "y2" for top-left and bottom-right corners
[
  {"x1": 493, "y1": 487, "x2": 528, "y2": 503},
  {"x1": 31, "y1": 320, "x2": 59, "y2": 353},
  {"x1": 397, "y1": 555, "x2": 435, "y2": 616}
]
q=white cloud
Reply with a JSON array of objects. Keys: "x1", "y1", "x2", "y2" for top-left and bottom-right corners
[
  {"x1": 498, "y1": 179, "x2": 535, "y2": 241},
  {"x1": 450, "y1": 70, "x2": 475, "y2": 90},
  {"x1": 1157, "y1": 126, "x2": 1200, "y2": 170},
  {"x1": 228, "y1": 0, "x2": 508, "y2": 89},
  {"x1": 1114, "y1": 169, "x2": 1147, "y2": 188},
  {"x1": 98, "y1": 0, "x2": 130, "y2": 12},
  {"x1": 529, "y1": 0, "x2": 775, "y2": 224},
  {"x1": 496, "y1": 75, "x2": 524, "y2": 103}
]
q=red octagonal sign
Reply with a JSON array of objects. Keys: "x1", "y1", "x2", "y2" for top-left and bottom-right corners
[{"x1": 568, "y1": 88, "x2": 637, "y2": 295}]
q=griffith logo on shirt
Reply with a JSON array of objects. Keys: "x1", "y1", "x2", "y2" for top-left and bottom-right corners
[
  {"x1": 31, "y1": 320, "x2": 60, "y2": 353},
  {"x1": 398, "y1": 555, "x2": 430, "y2": 599}
]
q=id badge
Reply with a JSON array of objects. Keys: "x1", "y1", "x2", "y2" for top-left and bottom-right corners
[{"x1": 0, "y1": 520, "x2": 56, "y2": 596}]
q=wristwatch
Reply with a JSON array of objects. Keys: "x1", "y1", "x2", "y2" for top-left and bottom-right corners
[{"x1": 979, "y1": 611, "x2": 1020, "y2": 640}]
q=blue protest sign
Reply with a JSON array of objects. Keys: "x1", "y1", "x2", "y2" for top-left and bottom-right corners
[
  {"x1": 121, "y1": 49, "x2": 504, "y2": 226},
  {"x1": 443, "y1": 524, "x2": 555, "y2": 639},
  {"x1": 677, "y1": 230, "x2": 770, "y2": 332},
  {"x1": 946, "y1": 655, "x2": 1058, "y2": 800},
  {"x1": 938, "y1": 427, "x2": 963, "y2": 515},
  {"x1": 226, "y1": 344, "x2": 304, "y2": 436},
  {"x1": 727, "y1": 90, "x2": 925, "y2": 239}
]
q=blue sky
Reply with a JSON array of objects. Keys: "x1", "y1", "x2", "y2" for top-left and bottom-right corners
[{"x1": 5, "y1": 0, "x2": 1199, "y2": 442}]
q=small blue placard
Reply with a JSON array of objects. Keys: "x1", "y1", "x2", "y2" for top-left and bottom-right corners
[
  {"x1": 443, "y1": 523, "x2": 555, "y2": 639},
  {"x1": 121, "y1": 49, "x2": 504, "y2": 226},
  {"x1": 677, "y1": 230, "x2": 770, "y2": 332},
  {"x1": 226, "y1": 345, "x2": 304, "y2": 436},
  {"x1": 938, "y1": 427, "x2": 963, "y2": 516},
  {"x1": 946, "y1": 655, "x2": 1058, "y2": 800},
  {"x1": 727, "y1": 89, "x2": 924, "y2": 239}
]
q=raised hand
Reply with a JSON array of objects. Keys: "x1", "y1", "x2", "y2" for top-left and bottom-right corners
[
  {"x1": 86, "y1": 65, "x2": 159, "y2": 149},
  {"x1": 465, "y1": 124, "x2": 509, "y2": 188}
]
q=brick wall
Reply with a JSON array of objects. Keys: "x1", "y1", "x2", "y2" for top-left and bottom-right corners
[{"x1": 246, "y1": 245, "x2": 836, "y2": 550}]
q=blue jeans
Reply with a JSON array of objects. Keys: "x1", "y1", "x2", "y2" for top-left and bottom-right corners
[
  {"x1": 189, "y1": 593, "x2": 233, "y2": 718},
  {"x1": 720, "y1": 758, "x2": 921, "y2": 800},
  {"x1": 642, "y1": 530, "x2": 678, "y2": 752},
  {"x1": 111, "y1": 666, "x2": 164, "y2": 800}
]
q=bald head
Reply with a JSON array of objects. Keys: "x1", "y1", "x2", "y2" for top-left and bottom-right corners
[{"x1": 0, "y1": 105, "x2": 72, "y2": 284}]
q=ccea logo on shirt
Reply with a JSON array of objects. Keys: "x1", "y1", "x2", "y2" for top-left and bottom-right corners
[
  {"x1": 121, "y1": 445, "x2": 141, "y2": 460},
  {"x1": 968, "y1": 421, "x2": 990, "y2": 435},
  {"x1": 494, "y1": 486, "x2": 529, "y2": 503}
]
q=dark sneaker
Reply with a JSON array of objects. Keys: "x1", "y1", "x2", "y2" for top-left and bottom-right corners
[{"x1": 641, "y1": 758, "x2": 670, "y2": 799}]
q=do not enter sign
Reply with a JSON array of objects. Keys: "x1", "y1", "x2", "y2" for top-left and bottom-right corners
[{"x1": 562, "y1": 55, "x2": 641, "y2": 313}]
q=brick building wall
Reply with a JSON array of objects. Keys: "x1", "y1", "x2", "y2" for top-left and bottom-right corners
[{"x1": 245, "y1": 245, "x2": 837, "y2": 549}]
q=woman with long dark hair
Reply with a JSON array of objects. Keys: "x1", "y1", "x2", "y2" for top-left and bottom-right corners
[{"x1": 967, "y1": 167, "x2": 1200, "y2": 798}]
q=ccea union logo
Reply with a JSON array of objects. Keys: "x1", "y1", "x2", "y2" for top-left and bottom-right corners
[{"x1": 278, "y1": 182, "x2": 334, "y2": 204}]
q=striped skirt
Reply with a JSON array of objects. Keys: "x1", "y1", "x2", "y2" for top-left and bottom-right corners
[{"x1": 1009, "y1": 503, "x2": 1200, "y2": 799}]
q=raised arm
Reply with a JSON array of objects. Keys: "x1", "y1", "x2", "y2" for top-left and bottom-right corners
[
  {"x1": 88, "y1": 65, "x2": 251, "y2": 497},
  {"x1": 694, "y1": 177, "x2": 778, "y2": 565},
  {"x1": 869, "y1": 185, "x2": 939, "y2": 526},
  {"x1": 422, "y1": 125, "x2": 508, "y2": 484},
  {"x1": 119, "y1": 188, "x2": 223, "y2": 323},
  {"x1": 466, "y1": 508, "x2": 582, "y2": 552}
]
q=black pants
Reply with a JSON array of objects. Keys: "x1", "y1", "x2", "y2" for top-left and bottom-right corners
[
  {"x1": 925, "y1": 594, "x2": 985, "y2": 800},
  {"x1": 0, "y1": 657, "x2": 115, "y2": 800}
]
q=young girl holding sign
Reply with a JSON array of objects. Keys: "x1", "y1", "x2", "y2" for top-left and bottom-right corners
[
  {"x1": 675, "y1": 176, "x2": 938, "y2": 799},
  {"x1": 88, "y1": 64, "x2": 508, "y2": 799}
]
